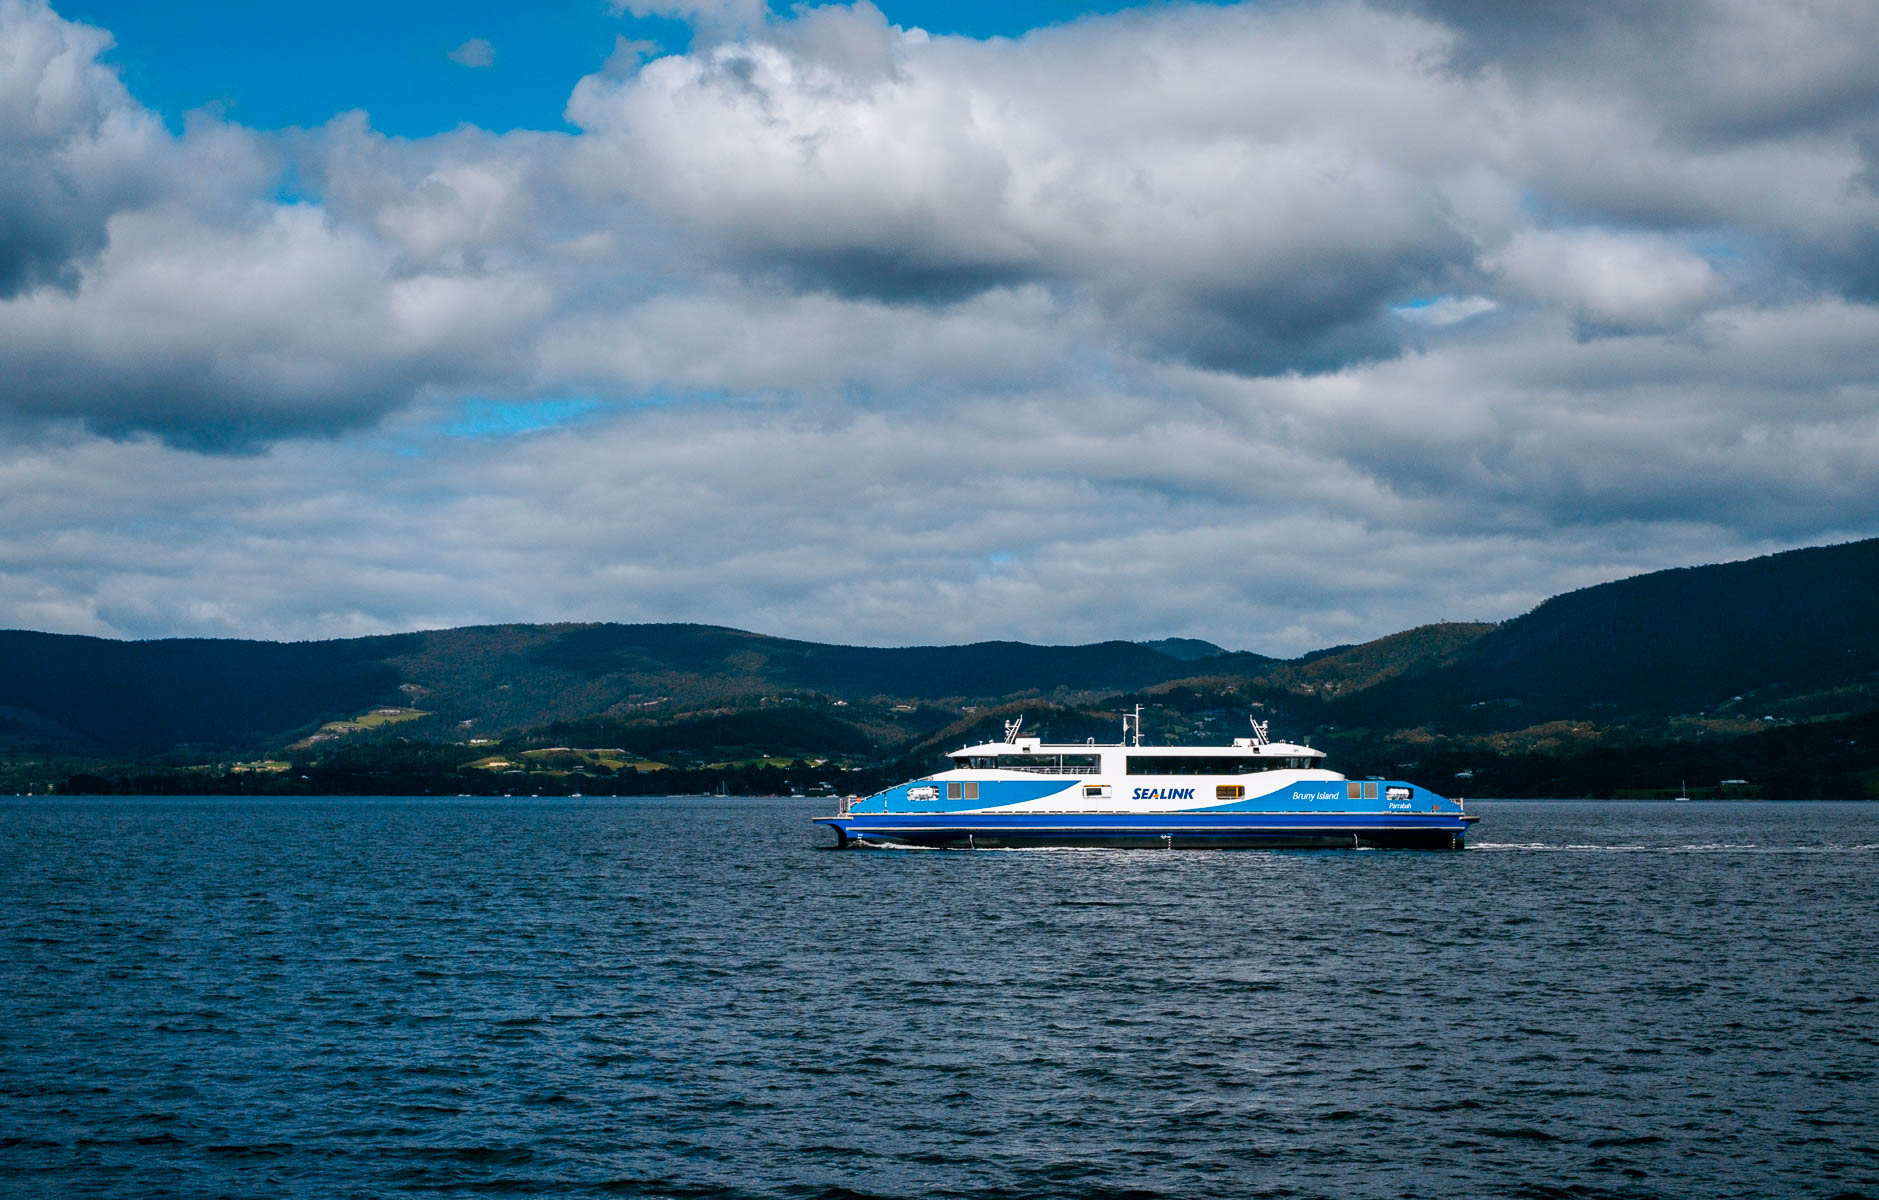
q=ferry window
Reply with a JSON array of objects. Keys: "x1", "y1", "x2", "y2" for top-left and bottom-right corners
[
  {"x1": 1216, "y1": 784, "x2": 1245, "y2": 800},
  {"x1": 963, "y1": 782, "x2": 979, "y2": 800},
  {"x1": 1127, "y1": 755, "x2": 1275, "y2": 775},
  {"x1": 1347, "y1": 782, "x2": 1362, "y2": 800},
  {"x1": 1083, "y1": 784, "x2": 1111, "y2": 799},
  {"x1": 947, "y1": 782, "x2": 962, "y2": 800},
  {"x1": 996, "y1": 754, "x2": 1100, "y2": 772},
  {"x1": 1362, "y1": 782, "x2": 1377, "y2": 800}
]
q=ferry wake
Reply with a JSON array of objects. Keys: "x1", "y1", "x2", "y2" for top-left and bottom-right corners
[{"x1": 815, "y1": 711, "x2": 1479, "y2": 850}]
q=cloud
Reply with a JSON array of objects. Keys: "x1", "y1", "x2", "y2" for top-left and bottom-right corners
[
  {"x1": 6, "y1": 0, "x2": 1875, "y2": 440},
  {"x1": 1489, "y1": 230, "x2": 1725, "y2": 334},
  {"x1": 447, "y1": 37, "x2": 495, "y2": 68},
  {"x1": 1, "y1": 0, "x2": 1878, "y2": 646},
  {"x1": 0, "y1": 8, "x2": 551, "y2": 444},
  {"x1": 0, "y1": 204, "x2": 551, "y2": 446},
  {"x1": 565, "y1": 2, "x2": 1484, "y2": 369},
  {"x1": 5, "y1": 326, "x2": 1872, "y2": 651},
  {"x1": 601, "y1": 36, "x2": 663, "y2": 76},
  {"x1": 557, "y1": 0, "x2": 1873, "y2": 366},
  {"x1": 607, "y1": 0, "x2": 770, "y2": 42},
  {"x1": 1395, "y1": 0, "x2": 1879, "y2": 142},
  {"x1": 0, "y1": 0, "x2": 168, "y2": 296}
]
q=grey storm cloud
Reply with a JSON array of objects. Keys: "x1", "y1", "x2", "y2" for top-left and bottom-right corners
[
  {"x1": 1, "y1": 0, "x2": 1878, "y2": 646},
  {"x1": 1394, "y1": 0, "x2": 1879, "y2": 142}
]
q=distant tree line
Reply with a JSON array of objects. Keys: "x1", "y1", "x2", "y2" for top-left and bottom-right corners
[{"x1": 42, "y1": 710, "x2": 1877, "y2": 800}]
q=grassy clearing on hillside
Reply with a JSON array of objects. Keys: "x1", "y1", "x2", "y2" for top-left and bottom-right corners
[
  {"x1": 467, "y1": 747, "x2": 670, "y2": 773},
  {"x1": 181, "y1": 759, "x2": 293, "y2": 775},
  {"x1": 701, "y1": 756, "x2": 823, "y2": 770},
  {"x1": 290, "y1": 707, "x2": 432, "y2": 749}
]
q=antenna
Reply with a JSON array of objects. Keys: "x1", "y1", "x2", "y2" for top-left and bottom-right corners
[
  {"x1": 1249, "y1": 717, "x2": 1270, "y2": 747},
  {"x1": 1003, "y1": 715, "x2": 1024, "y2": 744}
]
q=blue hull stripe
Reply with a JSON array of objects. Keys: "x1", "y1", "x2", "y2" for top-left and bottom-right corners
[{"x1": 818, "y1": 812, "x2": 1471, "y2": 835}]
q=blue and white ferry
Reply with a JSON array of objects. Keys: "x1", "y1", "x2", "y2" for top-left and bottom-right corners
[{"x1": 815, "y1": 712, "x2": 1478, "y2": 850}]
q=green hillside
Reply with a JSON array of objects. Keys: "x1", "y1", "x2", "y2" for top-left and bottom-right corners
[
  {"x1": 1331, "y1": 539, "x2": 1879, "y2": 732},
  {"x1": 0, "y1": 630, "x2": 414, "y2": 756},
  {"x1": 1254, "y1": 622, "x2": 1495, "y2": 699},
  {"x1": 5, "y1": 537, "x2": 1878, "y2": 797},
  {"x1": 0, "y1": 623, "x2": 1266, "y2": 762},
  {"x1": 382, "y1": 622, "x2": 1272, "y2": 729}
]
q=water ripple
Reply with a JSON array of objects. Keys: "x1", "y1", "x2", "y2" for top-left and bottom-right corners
[{"x1": 1, "y1": 797, "x2": 1875, "y2": 1199}]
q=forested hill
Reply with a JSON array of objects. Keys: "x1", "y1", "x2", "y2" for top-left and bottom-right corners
[
  {"x1": 0, "y1": 622, "x2": 1271, "y2": 758},
  {"x1": 2, "y1": 538, "x2": 1876, "y2": 789},
  {"x1": 1327, "y1": 537, "x2": 1879, "y2": 730},
  {"x1": 0, "y1": 630, "x2": 414, "y2": 756}
]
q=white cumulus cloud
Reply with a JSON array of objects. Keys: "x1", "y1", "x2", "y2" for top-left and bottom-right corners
[
  {"x1": 1490, "y1": 229, "x2": 1728, "y2": 334},
  {"x1": 447, "y1": 37, "x2": 495, "y2": 68},
  {"x1": 1, "y1": 0, "x2": 1877, "y2": 645}
]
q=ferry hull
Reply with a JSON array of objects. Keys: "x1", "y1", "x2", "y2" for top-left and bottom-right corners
[
  {"x1": 818, "y1": 724, "x2": 1479, "y2": 852},
  {"x1": 817, "y1": 812, "x2": 1477, "y2": 851}
]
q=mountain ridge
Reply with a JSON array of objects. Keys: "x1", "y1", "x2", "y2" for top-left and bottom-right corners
[{"x1": 4, "y1": 537, "x2": 1877, "y2": 798}]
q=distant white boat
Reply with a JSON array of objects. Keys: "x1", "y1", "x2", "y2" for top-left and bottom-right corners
[{"x1": 1676, "y1": 780, "x2": 1692, "y2": 802}]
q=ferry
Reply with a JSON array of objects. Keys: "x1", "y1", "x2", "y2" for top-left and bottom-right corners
[{"x1": 814, "y1": 711, "x2": 1478, "y2": 850}]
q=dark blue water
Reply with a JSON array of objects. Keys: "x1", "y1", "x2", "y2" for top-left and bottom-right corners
[{"x1": 2, "y1": 798, "x2": 1874, "y2": 1200}]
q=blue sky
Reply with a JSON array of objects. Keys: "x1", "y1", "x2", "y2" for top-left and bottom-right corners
[
  {"x1": 2, "y1": 0, "x2": 1877, "y2": 650},
  {"x1": 60, "y1": 0, "x2": 663, "y2": 134},
  {"x1": 59, "y1": 0, "x2": 1203, "y2": 136}
]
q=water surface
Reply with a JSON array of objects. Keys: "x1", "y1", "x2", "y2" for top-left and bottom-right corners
[{"x1": 2, "y1": 798, "x2": 1874, "y2": 1198}]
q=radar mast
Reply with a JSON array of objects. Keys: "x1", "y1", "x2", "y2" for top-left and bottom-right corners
[{"x1": 1122, "y1": 704, "x2": 1143, "y2": 747}]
